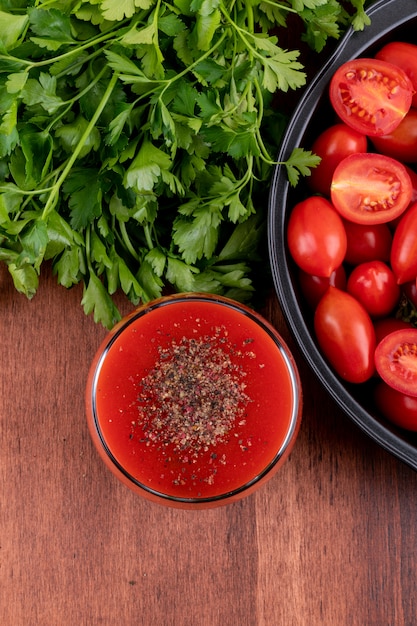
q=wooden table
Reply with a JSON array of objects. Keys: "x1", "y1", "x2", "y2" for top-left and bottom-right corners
[{"x1": 2, "y1": 261, "x2": 417, "y2": 626}]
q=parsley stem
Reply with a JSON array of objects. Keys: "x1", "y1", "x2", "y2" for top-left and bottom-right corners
[{"x1": 41, "y1": 71, "x2": 120, "y2": 221}]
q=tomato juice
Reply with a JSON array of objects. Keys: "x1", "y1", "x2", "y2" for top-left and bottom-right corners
[{"x1": 86, "y1": 294, "x2": 302, "y2": 508}]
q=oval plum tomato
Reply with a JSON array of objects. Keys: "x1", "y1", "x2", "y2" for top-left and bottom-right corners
[
  {"x1": 347, "y1": 261, "x2": 400, "y2": 318},
  {"x1": 343, "y1": 220, "x2": 392, "y2": 265},
  {"x1": 314, "y1": 286, "x2": 376, "y2": 383},
  {"x1": 331, "y1": 153, "x2": 412, "y2": 225},
  {"x1": 287, "y1": 196, "x2": 347, "y2": 277},
  {"x1": 374, "y1": 318, "x2": 413, "y2": 345},
  {"x1": 390, "y1": 202, "x2": 417, "y2": 284},
  {"x1": 375, "y1": 328, "x2": 417, "y2": 397},
  {"x1": 370, "y1": 109, "x2": 417, "y2": 163},
  {"x1": 298, "y1": 265, "x2": 347, "y2": 310},
  {"x1": 375, "y1": 41, "x2": 417, "y2": 108},
  {"x1": 374, "y1": 380, "x2": 417, "y2": 431},
  {"x1": 308, "y1": 124, "x2": 368, "y2": 196},
  {"x1": 329, "y1": 58, "x2": 413, "y2": 136}
]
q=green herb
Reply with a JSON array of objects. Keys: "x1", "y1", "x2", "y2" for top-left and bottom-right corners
[{"x1": 0, "y1": 0, "x2": 369, "y2": 328}]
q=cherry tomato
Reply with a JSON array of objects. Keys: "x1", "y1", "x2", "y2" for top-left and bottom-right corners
[
  {"x1": 298, "y1": 265, "x2": 347, "y2": 310},
  {"x1": 405, "y1": 166, "x2": 417, "y2": 205},
  {"x1": 390, "y1": 202, "x2": 417, "y2": 284},
  {"x1": 343, "y1": 220, "x2": 392, "y2": 265},
  {"x1": 329, "y1": 58, "x2": 413, "y2": 136},
  {"x1": 287, "y1": 196, "x2": 347, "y2": 277},
  {"x1": 308, "y1": 124, "x2": 368, "y2": 196},
  {"x1": 314, "y1": 287, "x2": 376, "y2": 383},
  {"x1": 331, "y1": 153, "x2": 412, "y2": 225},
  {"x1": 374, "y1": 317, "x2": 413, "y2": 345},
  {"x1": 347, "y1": 261, "x2": 400, "y2": 318},
  {"x1": 370, "y1": 109, "x2": 417, "y2": 163},
  {"x1": 403, "y1": 280, "x2": 417, "y2": 308},
  {"x1": 375, "y1": 41, "x2": 417, "y2": 108},
  {"x1": 374, "y1": 380, "x2": 417, "y2": 431},
  {"x1": 374, "y1": 328, "x2": 417, "y2": 397}
]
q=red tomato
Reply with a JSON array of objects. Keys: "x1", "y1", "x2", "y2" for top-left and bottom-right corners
[
  {"x1": 347, "y1": 261, "x2": 400, "y2": 318},
  {"x1": 343, "y1": 220, "x2": 392, "y2": 265},
  {"x1": 314, "y1": 287, "x2": 376, "y2": 383},
  {"x1": 375, "y1": 41, "x2": 417, "y2": 108},
  {"x1": 374, "y1": 380, "x2": 417, "y2": 431},
  {"x1": 374, "y1": 317, "x2": 413, "y2": 345},
  {"x1": 405, "y1": 166, "x2": 417, "y2": 204},
  {"x1": 390, "y1": 202, "x2": 417, "y2": 284},
  {"x1": 308, "y1": 124, "x2": 368, "y2": 196},
  {"x1": 329, "y1": 58, "x2": 413, "y2": 136},
  {"x1": 374, "y1": 328, "x2": 417, "y2": 397},
  {"x1": 287, "y1": 196, "x2": 347, "y2": 277},
  {"x1": 370, "y1": 109, "x2": 417, "y2": 163},
  {"x1": 403, "y1": 280, "x2": 417, "y2": 308},
  {"x1": 331, "y1": 153, "x2": 412, "y2": 225},
  {"x1": 298, "y1": 265, "x2": 347, "y2": 310}
]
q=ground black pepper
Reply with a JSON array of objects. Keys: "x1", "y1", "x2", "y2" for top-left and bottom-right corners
[{"x1": 135, "y1": 325, "x2": 253, "y2": 473}]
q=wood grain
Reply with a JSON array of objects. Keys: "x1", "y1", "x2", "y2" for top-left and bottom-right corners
[{"x1": 1, "y1": 264, "x2": 417, "y2": 626}]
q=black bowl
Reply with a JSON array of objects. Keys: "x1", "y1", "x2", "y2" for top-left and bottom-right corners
[{"x1": 268, "y1": 0, "x2": 417, "y2": 470}]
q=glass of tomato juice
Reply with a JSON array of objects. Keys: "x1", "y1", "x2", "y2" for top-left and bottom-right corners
[{"x1": 85, "y1": 294, "x2": 302, "y2": 509}]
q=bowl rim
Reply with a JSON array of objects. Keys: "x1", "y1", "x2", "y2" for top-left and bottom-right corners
[{"x1": 267, "y1": 0, "x2": 417, "y2": 470}]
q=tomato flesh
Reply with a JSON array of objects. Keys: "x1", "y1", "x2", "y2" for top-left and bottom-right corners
[
  {"x1": 376, "y1": 41, "x2": 417, "y2": 108},
  {"x1": 375, "y1": 329, "x2": 417, "y2": 397},
  {"x1": 331, "y1": 153, "x2": 412, "y2": 225},
  {"x1": 329, "y1": 58, "x2": 413, "y2": 136},
  {"x1": 370, "y1": 109, "x2": 417, "y2": 163}
]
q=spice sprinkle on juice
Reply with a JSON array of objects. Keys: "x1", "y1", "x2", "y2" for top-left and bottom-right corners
[{"x1": 87, "y1": 295, "x2": 301, "y2": 504}]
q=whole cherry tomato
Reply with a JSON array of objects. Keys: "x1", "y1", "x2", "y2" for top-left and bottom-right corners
[
  {"x1": 287, "y1": 196, "x2": 347, "y2": 277},
  {"x1": 346, "y1": 260, "x2": 400, "y2": 318},
  {"x1": 371, "y1": 109, "x2": 417, "y2": 163},
  {"x1": 376, "y1": 41, "x2": 417, "y2": 108},
  {"x1": 314, "y1": 287, "x2": 376, "y2": 383},
  {"x1": 374, "y1": 317, "x2": 413, "y2": 345},
  {"x1": 374, "y1": 328, "x2": 417, "y2": 397},
  {"x1": 329, "y1": 58, "x2": 413, "y2": 136},
  {"x1": 331, "y1": 153, "x2": 412, "y2": 225},
  {"x1": 390, "y1": 202, "x2": 417, "y2": 284},
  {"x1": 374, "y1": 380, "x2": 417, "y2": 431},
  {"x1": 308, "y1": 124, "x2": 368, "y2": 196},
  {"x1": 298, "y1": 265, "x2": 347, "y2": 310},
  {"x1": 403, "y1": 280, "x2": 417, "y2": 309},
  {"x1": 343, "y1": 220, "x2": 392, "y2": 265}
]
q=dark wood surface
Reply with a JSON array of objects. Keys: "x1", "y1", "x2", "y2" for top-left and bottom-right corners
[{"x1": 2, "y1": 262, "x2": 417, "y2": 625}]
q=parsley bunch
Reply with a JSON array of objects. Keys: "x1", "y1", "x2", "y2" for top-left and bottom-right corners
[{"x1": 0, "y1": 0, "x2": 369, "y2": 327}]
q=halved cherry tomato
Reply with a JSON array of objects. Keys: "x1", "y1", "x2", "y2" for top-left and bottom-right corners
[
  {"x1": 287, "y1": 196, "x2": 347, "y2": 277},
  {"x1": 329, "y1": 58, "x2": 413, "y2": 136},
  {"x1": 331, "y1": 153, "x2": 412, "y2": 225},
  {"x1": 374, "y1": 380, "x2": 417, "y2": 431},
  {"x1": 376, "y1": 41, "x2": 417, "y2": 108},
  {"x1": 314, "y1": 286, "x2": 376, "y2": 383},
  {"x1": 390, "y1": 202, "x2": 417, "y2": 284},
  {"x1": 298, "y1": 265, "x2": 347, "y2": 310},
  {"x1": 343, "y1": 220, "x2": 392, "y2": 265},
  {"x1": 347, "y1": 260, "x2": 400, "y2": 318},
  {"x1": 374, "y1": 328, "x2": 417, "y2": 397},
  {"x1": 308, "y1": 124, "x2": 368, "y2": 196},
  {"x1": 371, "y1": 109, "x2": 417, "y2": 163},
  {"x1": 374, "y1": 318, "x2": 413, "y2": 345}
]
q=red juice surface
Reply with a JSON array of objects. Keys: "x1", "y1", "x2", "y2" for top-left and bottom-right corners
[{"x1": 92, "y1": 298, "x2": 298, "y2": 500}]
